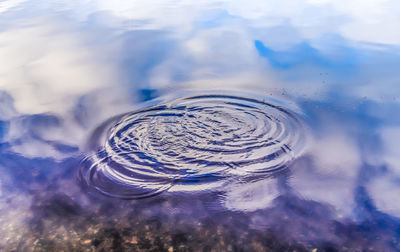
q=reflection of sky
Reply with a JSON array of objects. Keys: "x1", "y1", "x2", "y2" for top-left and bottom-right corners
[{"x1": 1, "y1": 0, "x2": 400, "y2": 249}]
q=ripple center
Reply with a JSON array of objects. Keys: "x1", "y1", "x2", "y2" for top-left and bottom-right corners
[{"x1": 80, "y1": 94, "x2": 305, "y2": 199}]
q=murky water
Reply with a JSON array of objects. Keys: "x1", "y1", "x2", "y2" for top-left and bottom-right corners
[{"x1": 1, "y1": 0, "x2": 400, "y2": 251}]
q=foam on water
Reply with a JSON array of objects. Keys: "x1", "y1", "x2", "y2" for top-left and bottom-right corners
[{"x1": 80, "y1": 94, "x2": 305, "y2": 199}]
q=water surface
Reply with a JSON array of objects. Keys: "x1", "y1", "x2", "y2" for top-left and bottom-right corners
[{"x1": 1, "y1": 0, "x2": 400, "y2": 251}]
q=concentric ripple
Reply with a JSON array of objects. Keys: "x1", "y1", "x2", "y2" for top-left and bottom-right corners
[{"x1": 80, "y1": 94, "x2": 305, "y2": 199}]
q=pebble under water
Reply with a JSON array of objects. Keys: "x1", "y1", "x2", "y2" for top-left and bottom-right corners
[{"x1": 80, "y1": 94, "x2": 305, "y2": 199}]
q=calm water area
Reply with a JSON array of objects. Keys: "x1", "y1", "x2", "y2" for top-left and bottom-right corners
[{"x1": 1, "y1": 1, "x2": 400, "y2": 251}]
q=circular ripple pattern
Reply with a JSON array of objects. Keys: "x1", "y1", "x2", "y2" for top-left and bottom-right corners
[{"x1": 80, "y1": 95, "x2": 305, "y2": 199}]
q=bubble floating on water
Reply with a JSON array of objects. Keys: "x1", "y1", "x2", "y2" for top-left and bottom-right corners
[{"x1": 80, "y1": 94, "x2": 305, "y2": 199}]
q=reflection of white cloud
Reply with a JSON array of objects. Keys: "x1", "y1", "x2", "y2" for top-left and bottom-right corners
[
  {"x1": 331, "y1": 0, "x2": 400, "y2": 45},
  {"x1": 92, "y1": 0, "x2": 224, "y2": 33},
  {"x1": 291, "y1": 166, "x2": 355, "y2": 218},
  {"x1": 367, "y1": 174, "x2": 400, "y2": 218},
  {"x1": 1, "y1": 0, "x2": 398, "y2": 108},
  {"x1": 0, "y1": 16, "x2": 133, "y2": 158},
  {"x1": 223, "y1": 178, "x2": 279, "y2": 212},
  {"x1": 146, "y1": 26, "x2": 305, "y2": 97},
  {"x1": 290, "y1": 133, "x2": 361, "y2": 217},
  {"x1": 5, "y1": 114, "x2": 81, "y2": 159},
  {"x1": 309, "y1": 134, "x2": 361, "y2": 177},
  {"x1": 226, "y1": 0, "x2": 400, "y2": 45},
  {"x1": 1, "y1": 0, "x2": 389, "y2": 47},
  {"x1": 169, "y1": 180, "x2": 226, "y2": 192},
  {"x1": 3, "y1": 0, "x2": 400, "y2": 46},
  {"x1": 0, "y1": 19, "x2": 123, "y2": 115},
  {"x1": 0, "y1": 0, "x2": 26, "y2": 13},
  {"x1": 93, "y1": 0, "x2": 400, "y2": 45}
]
